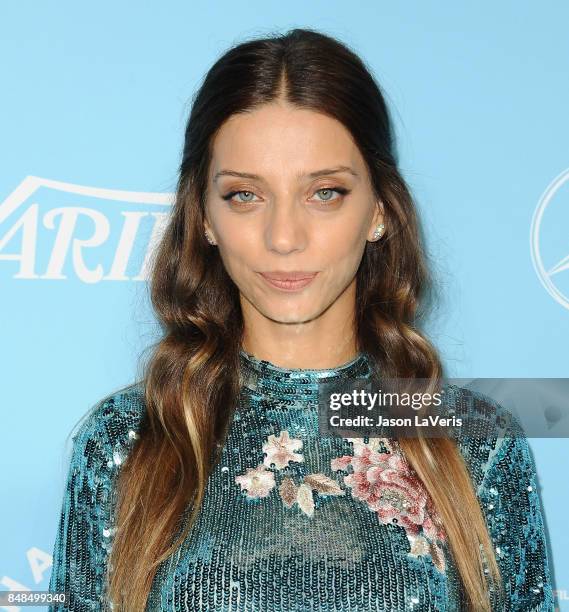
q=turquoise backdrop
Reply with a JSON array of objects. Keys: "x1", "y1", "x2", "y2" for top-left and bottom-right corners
[{"x1": 1, "y1": 2, "x2": 567, "y2": 609}]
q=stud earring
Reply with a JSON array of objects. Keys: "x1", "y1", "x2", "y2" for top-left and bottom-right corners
[
  {"x1": 204, "y1": 230, "x2": 216, "y2": 245},
  {"x1": 372, "y1": 223, "x2": 385, "y2": 241}
]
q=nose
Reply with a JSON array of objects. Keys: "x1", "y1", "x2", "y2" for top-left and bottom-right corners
[{"x1": 264, "y1": 199, "x2": 308, "y2": 255}]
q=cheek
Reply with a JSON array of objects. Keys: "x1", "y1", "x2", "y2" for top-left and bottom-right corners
[
  {"x1": 313, "y1": 213, "x2": 367, "y2": 249},
  {"x1": 216, "y1": 239, "x2": 259, "y2": 284},
  {"x1": 318, "y1": 229, "x2": 364, "y2": 270},
  {"x1": 219, "y1": 222, "x2": 260, "y2": 257},
  {"x1": 318, "y1": 247, "x2": 364, "y2": 296}
]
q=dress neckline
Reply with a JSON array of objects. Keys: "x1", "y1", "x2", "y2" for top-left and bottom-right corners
[{"x1": 238, "y1": 348, "x2": 371, "y2": 399}]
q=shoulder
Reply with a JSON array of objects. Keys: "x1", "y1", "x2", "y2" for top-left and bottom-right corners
[
  {"x1": 440, "y1": 383, "x2": 528, "y2": 492},
  {"x1": 48, "y1": 383, "x2": 148, "y2": 609},
  {"x1": 69, "y1": 381, "x2": 147, "y2": 471}
]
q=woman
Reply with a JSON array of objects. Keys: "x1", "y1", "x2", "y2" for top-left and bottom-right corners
[{"x1": 48, "y1": 28, "x2": 554, "y2": 611}]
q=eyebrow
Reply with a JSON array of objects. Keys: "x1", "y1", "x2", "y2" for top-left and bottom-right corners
[{"x1": 213, "y1": 165, "x2": 359, "y2": 183}]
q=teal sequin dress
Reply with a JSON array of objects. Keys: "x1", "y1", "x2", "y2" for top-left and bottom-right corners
[{"x1": 48, "y1": 350, "x2": 555, "y2": 611}]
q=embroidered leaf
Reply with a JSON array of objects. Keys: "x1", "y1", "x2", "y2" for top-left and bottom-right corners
[
  {"x1": 296, "y1": 483, "x2": 315, "y2": 517},
  {"x1": 279, "y1": 476, "x2": 298, "y2": 508},
  {"x1": 304, "y1": 473, "x2": 344, "y2": 496},
  {"x1": 429, "y1": 540, "x2": 446, "y2": 573}
]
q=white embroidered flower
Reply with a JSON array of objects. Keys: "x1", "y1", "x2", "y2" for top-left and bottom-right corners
[
  {"x1": 262, "y1": 430, "x2": 304, "y2": 469},
  {"x1": 235, "y1": 464, "x2": 276, "y2": 499}
]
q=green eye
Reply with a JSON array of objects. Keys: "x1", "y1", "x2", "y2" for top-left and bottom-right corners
[
  {"x1": 313, "y1": 187, "x2": 350, "y2": 203},
  {"x1": 222, "y1": 190, "x2": 259, "y2": 203}
]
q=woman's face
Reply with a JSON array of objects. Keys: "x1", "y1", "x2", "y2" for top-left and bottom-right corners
[{"x1": 204, "y1": 101, "x2": 383, "y2": 326}]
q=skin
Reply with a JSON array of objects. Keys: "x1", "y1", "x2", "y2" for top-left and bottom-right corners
[{"x1": 204, "y1": 99, "x2": 384, "y2": 369}]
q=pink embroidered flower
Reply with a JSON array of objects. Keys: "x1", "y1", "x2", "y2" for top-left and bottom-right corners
[
  {"x1": 331, "y1": 438, "x2": 447, "y2": 572},
  {"x1": 262, "y1": 430, "x2": 304, "y2": 469},
  {"x1": 235, "y1": 464, "x2": 276, "y2": 499}
]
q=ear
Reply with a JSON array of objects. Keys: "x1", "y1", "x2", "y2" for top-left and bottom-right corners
[
  {"x1": 203, "y1": 217, "x2": 217, "y2": 245},
  {"x1": 367, "y1": 200, "x2": 385, "y2": 242},
  {"x1": 203, "y1": 218, "x2": 211, "y2": 234}
]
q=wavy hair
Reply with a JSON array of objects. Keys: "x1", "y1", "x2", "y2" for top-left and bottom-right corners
[{"x1": 107, "y1": 27, "x2": 503, "y2": 611}]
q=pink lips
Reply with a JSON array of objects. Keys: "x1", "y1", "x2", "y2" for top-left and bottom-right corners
[{"x1": 258, "y1": 271, "x2": 318, "y2": 291}]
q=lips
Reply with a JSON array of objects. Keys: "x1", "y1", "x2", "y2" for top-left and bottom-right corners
[
  {"x1": 260, "y1": 271, "x2": 317, "y2": 281},
  {"x1": 258, "y1": 271, "x2": 318, "y2": 291}
]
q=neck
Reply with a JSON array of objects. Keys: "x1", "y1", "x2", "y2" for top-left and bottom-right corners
[
  {"x1": 239, "y1": 277, "x2": 358, "y2": 370},
  {"x1": 239, "y1": 342, "x2": 360, "y2": 370}
]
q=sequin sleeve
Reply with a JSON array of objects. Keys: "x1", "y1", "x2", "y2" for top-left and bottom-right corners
[
  {"x1": 478, "y1": 430, "x2": 555, "y2": 611},
  {"x1": 47, "y1": 399, "x2": 118, "y2": 612}
]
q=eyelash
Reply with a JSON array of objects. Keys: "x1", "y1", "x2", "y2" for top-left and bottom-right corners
[{"x1": 221, "y1": 186, "x2": 351, "y2": 206}]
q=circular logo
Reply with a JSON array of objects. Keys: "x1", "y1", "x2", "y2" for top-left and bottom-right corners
[{"x1": 530, "y1": 167, "x2": 569, "y2": 310}]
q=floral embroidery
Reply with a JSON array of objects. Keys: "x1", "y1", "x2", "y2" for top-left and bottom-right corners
[
  {"x1": 277, "y1": 473, "x2": 345, "y2": 517},
  {"x1": 235, "y1": 464, "x2": 276, "y2": 499},
  {"x1": 235, "y1": 429, "x2": 343, "y2": 516},
  {"x1": 262, "y1": 430, "x2": 304, "y2": 469},
  {"x1": 331, "y1": 437, "x2": 447, "y2": 572}
]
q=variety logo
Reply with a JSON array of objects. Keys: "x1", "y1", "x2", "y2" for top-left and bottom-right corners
[
  {"x1": 530, "y1": 167, "x2": 569, "y2": 310},
  {"x1": 0, "y1": 176, "x2": 173, "y2": 283}
]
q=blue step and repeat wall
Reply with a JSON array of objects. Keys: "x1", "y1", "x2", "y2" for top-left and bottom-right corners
[{"x1": 1, "y1": 2, "x2": 568, "y2": 610}]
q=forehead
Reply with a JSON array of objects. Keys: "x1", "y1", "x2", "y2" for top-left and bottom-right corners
[{"x1": 209, "y1": 102, "x2": 364, "y2": 179}]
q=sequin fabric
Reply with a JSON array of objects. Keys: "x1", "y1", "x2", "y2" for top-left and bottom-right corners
[{"x1": 48, "y1": 350, "x2": 555, "y2": 611}]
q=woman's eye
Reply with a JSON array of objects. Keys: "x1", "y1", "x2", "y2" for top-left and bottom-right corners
[
  {"x1": 222, "y1": 190, "x2": 260, "y2": 204},
  {"x1": 312, "y1": 187, "x2": 350, "y2": 204}
]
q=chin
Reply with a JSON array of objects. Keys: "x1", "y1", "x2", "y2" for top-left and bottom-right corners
[{"x1": 260, "y1": 301, "x2": 326, "y2": 324}]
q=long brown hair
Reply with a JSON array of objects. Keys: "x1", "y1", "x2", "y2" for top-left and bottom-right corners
[{"x1": 107, "y1": 28, "x2": 503, "y2": 610}]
